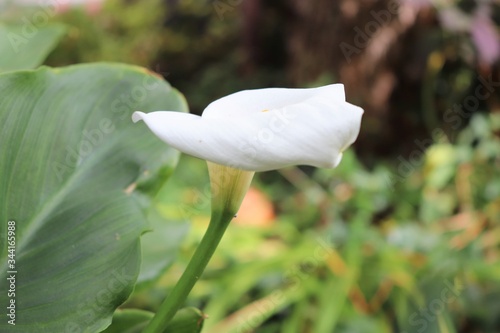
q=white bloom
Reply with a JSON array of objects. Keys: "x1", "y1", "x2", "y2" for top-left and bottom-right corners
[{"x1": 132, "y1": 84, "x2": 363, "y2": 172}]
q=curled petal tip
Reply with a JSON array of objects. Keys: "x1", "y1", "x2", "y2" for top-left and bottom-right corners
[{"x1": 132, "y1": 111, "x2": 146, "y2": 123}]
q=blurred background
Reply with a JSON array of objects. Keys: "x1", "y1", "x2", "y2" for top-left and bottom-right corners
[{"x1": 1, "y1": 0, "x2": 500, "y2": 332}]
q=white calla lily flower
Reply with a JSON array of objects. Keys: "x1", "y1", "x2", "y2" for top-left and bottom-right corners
[
  {"x1": 132, "y1": 84, "x2": 363, "y2": 172},
  {"x1": 133, "y1": 84, "x2": 363, "y2": 217}
]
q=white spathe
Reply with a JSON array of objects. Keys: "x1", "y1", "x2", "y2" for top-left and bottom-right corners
[{"x1": 132, "y1": 84, "x2": 363, "y2": 172}]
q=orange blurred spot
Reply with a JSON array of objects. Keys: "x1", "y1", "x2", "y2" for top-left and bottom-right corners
[
  {"x1": 440, "y1": 212, "x2": 486, "y2": 249},
  {"x1": 234, "y1": 187, "x2": 274, "y2": 227}
]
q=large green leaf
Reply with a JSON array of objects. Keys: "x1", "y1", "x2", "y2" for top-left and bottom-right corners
[
  {"x1": 0, "y1": 23, "x2": 66, "y2": 73},
  {"x1": 0, "y1": 63, "x2": 188, "y2": 333}
]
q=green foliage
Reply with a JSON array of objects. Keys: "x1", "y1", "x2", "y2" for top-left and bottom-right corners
[{"x1": 0, "y1": 63, "x2": 188, "y2": 332}]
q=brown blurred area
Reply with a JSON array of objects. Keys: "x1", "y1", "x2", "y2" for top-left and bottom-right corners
[{"x1": 173, "y1": 0, "x2": 500, "y2": 162}]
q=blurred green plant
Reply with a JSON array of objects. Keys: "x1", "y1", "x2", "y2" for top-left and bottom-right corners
[
  {"x1": 44, "y1": 0, "x2": 164, "y2": 67},
  {"x1": 40, "y1": 0, "x2": 287, "y2": 114},
  {"x1": 103, "y1": 307, "x2": 205, "y2": 333}
]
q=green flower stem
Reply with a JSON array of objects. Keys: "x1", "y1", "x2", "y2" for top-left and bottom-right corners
[
  {"x1": 142, "y1": 163, "x2": 254, "y2": 333},
  {"x1": 142, "y1": 210, "x2": 234, "y2": 333}
]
